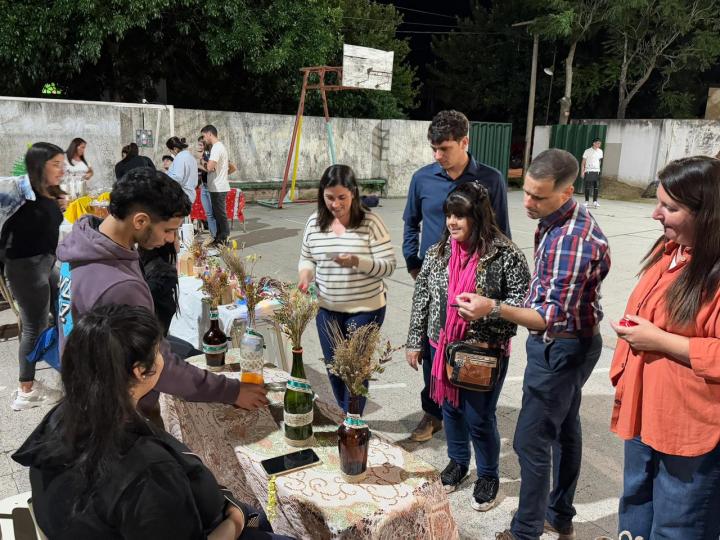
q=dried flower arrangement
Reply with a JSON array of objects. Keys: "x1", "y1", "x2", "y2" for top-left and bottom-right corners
[
  {"x1": 199, "y1": 266, "x2": 229, "y2": 308},
  {"x1": 220, "y1": 247, "x2": 281, "y2": 327},
  {"x1": 326, "y1": 321, "x2": 399, "y2": 397},
  {"x1": 271, "y1": 284, "x2": 319, "y2": 351},
  {"x1": 189, "y1": 236, "x2": 208, "y2": 266}
]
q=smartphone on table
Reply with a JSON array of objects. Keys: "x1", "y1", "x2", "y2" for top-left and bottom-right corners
[{"x1": 260, "y1": 449, "x2": 321, "y2": 476}]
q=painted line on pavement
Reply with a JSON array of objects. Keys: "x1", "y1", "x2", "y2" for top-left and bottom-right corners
[{"x1": 371, "y1": 383, "x2": 407, "y2": 390}]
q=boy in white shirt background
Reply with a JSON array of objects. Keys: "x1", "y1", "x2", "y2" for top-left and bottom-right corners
[{"x1": 581, "y1": 138, "x2": 603, "y2": 208}]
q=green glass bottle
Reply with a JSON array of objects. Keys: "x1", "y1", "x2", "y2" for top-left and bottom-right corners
[{"x1": 284, "y1": 348, "x2": 314, "y2": 446}]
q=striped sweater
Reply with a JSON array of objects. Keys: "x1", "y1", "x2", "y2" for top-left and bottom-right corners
[{"x1": 299, "y1": 211, "x2": 396, "y2": 313}]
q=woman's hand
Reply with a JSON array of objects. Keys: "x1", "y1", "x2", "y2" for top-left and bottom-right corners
[
  {"x1": 57, "y1": 195, "x2": 69, "y2": 211},
  {"x1": 455, "y1": 292, "x2": 493, "y2": 321},
  {"x1": 226, "y1": 505, "x2": 245, "y2": 538},
  {"x1": 298, "y1": 269, "x2": 313, "y2": 293},
  {"x1": 333, "y1": 253, "x2": 358, "y2": 268},
  {"x1": 611, "y1": 315, "x2": 666, "y2": 352},
  {"x1": 406, "y1": 349, "x2": 422, "y2": 371}
]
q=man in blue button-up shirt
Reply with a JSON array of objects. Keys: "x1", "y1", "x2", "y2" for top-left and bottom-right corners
[{"x1": 403, "y1": 110, "x2": 511, "y2": 443}]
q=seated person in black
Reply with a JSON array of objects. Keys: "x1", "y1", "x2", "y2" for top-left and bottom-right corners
[
  {"x1": 13, "y1": 304, "x2": 293, "y2": 540},
  {"x1": 139, "y1": 241, "x2": 180, "y2": 336}
]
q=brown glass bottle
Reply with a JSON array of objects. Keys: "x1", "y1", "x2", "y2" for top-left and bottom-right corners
[
  {"x1": 202, "y1": 307, "x2": 227, "y2": 367},
  {"x1": 337, "y1": 395, "x2": 370, "y2": 482}
]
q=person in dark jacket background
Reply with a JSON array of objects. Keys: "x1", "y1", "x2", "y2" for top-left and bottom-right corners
[
  {"x1": 114, "y1": 142, "x2": 155, "y2": 180},
  {"x1": 13, "y1": 304, "x2": 292, "y2": 540}
]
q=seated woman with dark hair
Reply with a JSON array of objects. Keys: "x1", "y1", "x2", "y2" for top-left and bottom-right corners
[
  {"x1": 13, "y1": 304, "x2": 292, "y2": 540},
  {"x1": 114, "y1": 142, "x2": 155, "y2": 180},
  {"x1": 139, "y1": 241, "x2": 179, "y2": 336}
]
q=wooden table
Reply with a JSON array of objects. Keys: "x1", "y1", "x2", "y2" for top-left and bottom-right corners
[{"x1": 160, "y1": 357, "x2": 458, "y2": 540}]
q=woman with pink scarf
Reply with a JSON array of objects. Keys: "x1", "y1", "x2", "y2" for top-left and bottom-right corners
[{"x1": 406, "y1": 183, "x2": 529, "y2": 512}]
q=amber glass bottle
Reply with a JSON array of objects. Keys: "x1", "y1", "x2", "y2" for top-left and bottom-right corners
[{"x1": 203, "y1": 307, "x2": 227, "y2": 367}]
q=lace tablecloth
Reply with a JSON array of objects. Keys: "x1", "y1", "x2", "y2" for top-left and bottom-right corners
[{"x1": 160, "y1": 360, "x2": 458, "y2": 540}]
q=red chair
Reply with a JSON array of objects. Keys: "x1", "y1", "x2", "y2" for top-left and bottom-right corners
[{"x1": 190, "y1": 187, "x2": 245, "y2": 233}]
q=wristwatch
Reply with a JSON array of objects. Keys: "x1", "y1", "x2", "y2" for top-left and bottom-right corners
[{"x1": 488, "y1": 299, "x2": 502, "y2": 320}]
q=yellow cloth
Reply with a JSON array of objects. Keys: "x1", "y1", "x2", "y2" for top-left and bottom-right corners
[
  {"x1": 95, "y1": 192, "x2": 111, "y2": 202},
  {"x1": 64, "y1": 196, "x2": 93, "y2": 223}
]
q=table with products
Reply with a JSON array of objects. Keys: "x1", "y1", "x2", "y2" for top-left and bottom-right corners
[{"x1": 160, "y1": 352, "x2": 459, "y2": 540}]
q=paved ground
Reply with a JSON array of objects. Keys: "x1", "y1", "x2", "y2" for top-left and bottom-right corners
[{"x1": 0, "y1": 191, "x2": 660, "y2": 539}]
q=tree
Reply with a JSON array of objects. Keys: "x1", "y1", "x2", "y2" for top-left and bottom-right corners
[
  {"x1": 533, "y1": 0, "x2": 609, "y2": 124},
  {"x1": 605, "y1": 0, "x2": 720, "y2": 119}
]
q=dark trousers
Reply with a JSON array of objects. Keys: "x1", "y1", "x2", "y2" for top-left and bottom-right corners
[
  {"x1": 420, "y1": 335, "x2": 443, "y2": 420},
  {"x1": 619, "y1": 437, "x2": 720, "y2": 540},
  {"x1": 584, "y1": 171, "x2": 600, "y2": 202},
  {"x1": 5, "y1": 255, "x2": 59, "y2": 383},
  {"x1": 511, "y1": 334, "x2": 602, "y2": 540},
  {"x1": 209, "y1": 191, "x2": 229, "y2": 242},
  {"x1": 435, "y1": 344, "x2": 509, "y2": 478},
  {"x1": 316, "y1": 306, "x2": 386, "y2": 415}
]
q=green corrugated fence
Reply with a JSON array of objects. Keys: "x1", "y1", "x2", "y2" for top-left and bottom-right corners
[
  {"x1": 469, "y1": 122, "x2": 512, "y2": 183},
  {"x1": 550, "y1": 124, "x2": 607, "y2": 191}
]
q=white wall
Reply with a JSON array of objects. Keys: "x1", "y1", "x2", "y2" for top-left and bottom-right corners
[
  {"x1": 0, "y1": 96, "x2": 434, "y2": 197},
  {"x1": 532, "y1": 118, "x2": 720, "y2": 187}
]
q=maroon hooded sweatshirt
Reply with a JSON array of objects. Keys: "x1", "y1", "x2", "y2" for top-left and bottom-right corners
[{"x1": 56, "y1": 216, "x2": 240, "y2": 407}]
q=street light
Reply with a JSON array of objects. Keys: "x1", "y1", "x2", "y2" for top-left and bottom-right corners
[{"x1": 543, "y1": 67, "x2": 554, "y2": 125}]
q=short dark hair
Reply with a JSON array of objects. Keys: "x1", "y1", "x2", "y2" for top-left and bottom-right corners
[
  {"x1": 109, "y1": 168, "x2": 191, "y2": 221},
  {"x1": 316, "y1": 164, "x2": 366, "y2": 231},
  {"x1": 527, "y1": 149, "x2": 579, "y2": 189},
  {"x1": 592, "y1": 138, "x2": 601, "y2": 143},
  {"x1": 25, "y1": 142, "x2": 64, "y2": 194},
  {"x1": 427, "y1": 110, "x2": 469, "y2": 145},
  {"x1": 161, "y1": 155, "x2": 174, "y2": 162},
  {"x1": 200, "y1": 125, "x2": 218, "y2": 137}
]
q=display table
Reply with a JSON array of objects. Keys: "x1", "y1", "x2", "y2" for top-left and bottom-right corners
[
  {"x1": 169, "y1": 276, "x2": 288, "y2": 371},
  {"x1": 160, "y1": 357, "x2": 458, "y2": 540}
]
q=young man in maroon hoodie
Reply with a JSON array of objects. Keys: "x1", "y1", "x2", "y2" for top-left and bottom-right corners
[{"x1": 57, "y1": 168, "x2": 267, "y2": 413}]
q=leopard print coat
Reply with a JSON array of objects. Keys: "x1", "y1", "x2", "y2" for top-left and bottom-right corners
[{"x1": 406, "y1": 236, "x2": 531, "y2": 350}]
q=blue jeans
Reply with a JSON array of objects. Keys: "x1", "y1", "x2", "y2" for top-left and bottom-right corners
[
  {"x1": 200, "y1": 185, "x2": 216, "y2": 238},
  {"x1": 511, "y1": 334, "x2": 602, "y2": 540},
  {"x1": 619, "y1": 437, "x2": 720, "y2": 539},
  {"x1": 435, "y1": 345, "x2": 509, "y2": 478},
  {"x1": 316, "y1": 306, "x2": 386, "y2": 415}
]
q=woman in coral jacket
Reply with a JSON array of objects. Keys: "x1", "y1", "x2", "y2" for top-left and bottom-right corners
[{"x1": 610, "y1": 156, "x2": 720, "y2": 540}]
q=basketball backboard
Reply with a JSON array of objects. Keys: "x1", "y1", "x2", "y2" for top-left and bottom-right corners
[{"x1": 342, "y1": 44, "x2": 393, "y2": 91}]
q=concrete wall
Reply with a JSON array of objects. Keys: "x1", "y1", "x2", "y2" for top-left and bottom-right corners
[
  {"x1": 532, "y1": 119, "x2": 720, "y2": 187},
  {"x1": 0, "y1": 96, "x2": 433, "y2": 197}
]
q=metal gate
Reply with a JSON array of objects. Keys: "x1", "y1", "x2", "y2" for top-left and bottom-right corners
[
  {"x1": 469, "y1": 122, "x2": 512, "y2": 183},
  {"x1": 550, "y1": 124, "x2": 607, "y2": 190}
]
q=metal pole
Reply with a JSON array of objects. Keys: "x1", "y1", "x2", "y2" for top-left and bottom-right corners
[
  {"x1": 278, "y1": 70, "x2": 310, "y2": 208},
  {"x1": 523, "y1": 33, "x2": 539, "y2": 174}
]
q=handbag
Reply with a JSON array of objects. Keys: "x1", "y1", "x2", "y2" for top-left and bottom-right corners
[{"x1": 444, "y1": 340, "x2": 503, "y2": 392}]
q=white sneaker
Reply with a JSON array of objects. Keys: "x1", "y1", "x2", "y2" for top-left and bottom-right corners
[
  {"x1": 11, "y1": 380, "x2": 63, "y2": 411},
  {"x1": 594, "y1": 201, "x2": 600, "y2": 208},
  {"x1": 583, "y1": 201, "x2": 589, "y2": 207}
]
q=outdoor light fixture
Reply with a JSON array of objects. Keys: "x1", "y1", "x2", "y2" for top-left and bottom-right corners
[{"x1": 543, "y1": 67, "x2": 554, "y2": 77}]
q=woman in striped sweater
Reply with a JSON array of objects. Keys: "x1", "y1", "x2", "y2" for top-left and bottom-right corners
[{"x1": 298, "y1": 164, "x2": 396, "y2": 414}]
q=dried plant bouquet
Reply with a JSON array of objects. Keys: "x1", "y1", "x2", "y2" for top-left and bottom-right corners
[
  {"x1": 220, "y1": 247, "x2": 281, "y2": 327},
  {"x1": 188, "y1": 236, "x2": 208, "y2": 265},
  {"x1": 199, "y1": 267, "x2": 229, "y2": 308},
  {"x1": 327, "y1": 321, "x2": 399, "y2": 397},
  {"x1": 272, "y1": 284, "x2": 319, "y2": 351}
]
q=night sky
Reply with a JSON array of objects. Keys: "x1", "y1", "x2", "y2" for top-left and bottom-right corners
[{"x1": 373, "y1": 0, "x2": 478, "y2": 117}]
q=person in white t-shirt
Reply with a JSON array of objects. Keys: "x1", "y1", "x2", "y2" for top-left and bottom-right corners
[
  {"x1": 581, "y1": 138, "x2": 603, "y2": 208},
  {"x1": 200, "y1": 124, "x2": 231, "y2": 247},
  {"x1": 64, "y1": 137, "x2": 93, "y2": 198}
]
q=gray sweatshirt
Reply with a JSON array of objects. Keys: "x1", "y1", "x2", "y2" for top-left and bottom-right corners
[{"x1": 56, "y1": 216, "x2": 240, "y2": 407}]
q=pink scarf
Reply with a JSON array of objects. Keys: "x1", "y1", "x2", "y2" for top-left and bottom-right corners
[{"x1": 430, "y1": 239, "x2": 479, "y2": 408}]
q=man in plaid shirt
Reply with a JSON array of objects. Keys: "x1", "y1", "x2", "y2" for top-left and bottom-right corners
[{"x1": 455, "y1": 149, "x2": 610, "y2": 540}]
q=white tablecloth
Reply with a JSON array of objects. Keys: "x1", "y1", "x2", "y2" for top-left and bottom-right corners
[{"x1": 170, "y1": 276, "x2": 286, "y2": 367}]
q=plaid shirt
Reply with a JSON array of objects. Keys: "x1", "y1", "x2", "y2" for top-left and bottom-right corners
[{"x1": 525, "y1": 199, "x2": 610, "y2": 335}]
